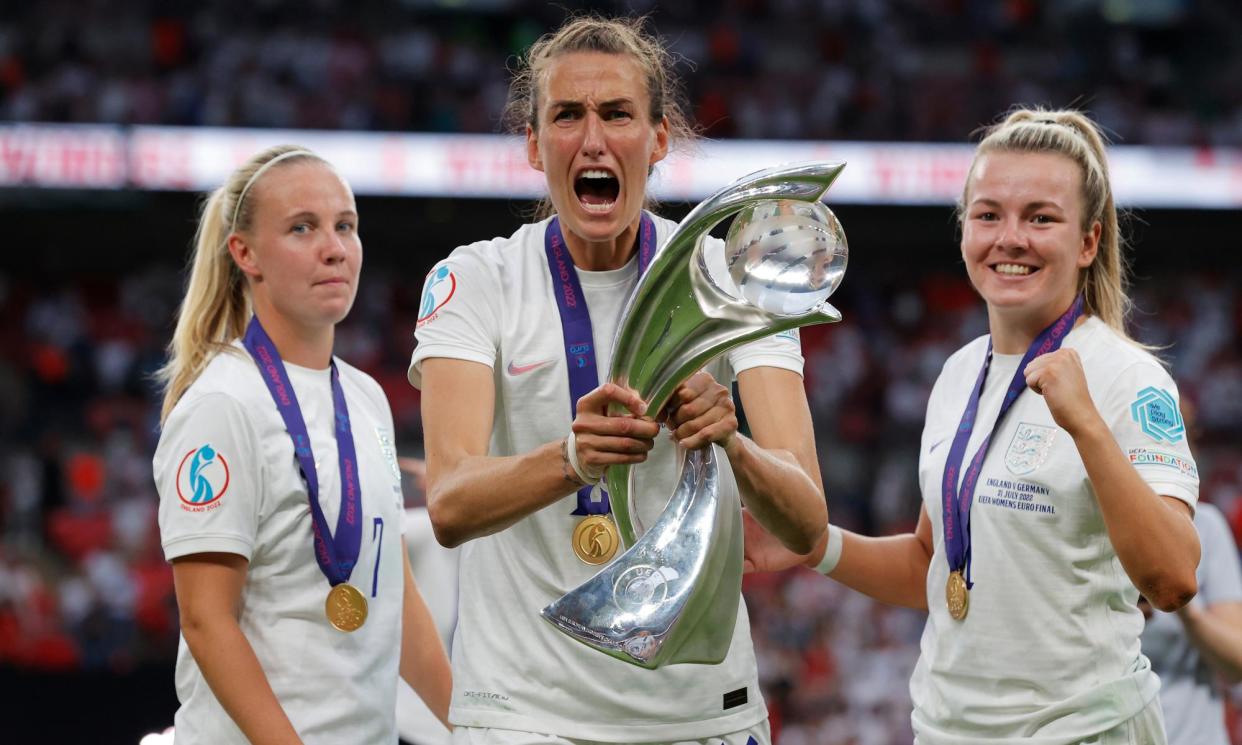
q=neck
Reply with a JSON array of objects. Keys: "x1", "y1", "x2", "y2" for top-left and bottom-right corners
[
  {"x1": 252, "y1": 301, "x2": 334, "y2": 370},
  {"x1": 562, "y1": 215, "x2": 642, "y2": 271},
  {"x1": 988, "y1": 300, "x2": 1084, "y2": 355}
]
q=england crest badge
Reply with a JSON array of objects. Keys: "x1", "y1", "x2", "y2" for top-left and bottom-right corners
[{"x1": 1005, "y1": 422, "x2": 1057, "y2": 476}]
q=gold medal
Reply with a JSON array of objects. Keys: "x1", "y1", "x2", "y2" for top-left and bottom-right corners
[
  {"x1": 326, "y1": 583, "x2": 368, "y2": 632},
  {"x1": 572, "y1": 515, "x2": 619, "y2": 565},
  {"x1": 946, "y1": 570, "x2": 969, "y2": 621}
]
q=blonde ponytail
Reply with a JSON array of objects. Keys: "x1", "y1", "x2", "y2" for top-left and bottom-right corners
[
  {"x1": 156, "y1": 145, "x2": 323, "y2": 422},
  {"x1": 960, "y1": 107, "x2": 1138, "y2": 343}
]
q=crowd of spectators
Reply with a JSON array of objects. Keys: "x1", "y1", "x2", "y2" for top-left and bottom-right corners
[
  {"x1": 2, "y1": 258, "x2": 1240, "y2": 742},
  {"x1": 3, "y1": 0, "x2": 1242, "y2": 145}
]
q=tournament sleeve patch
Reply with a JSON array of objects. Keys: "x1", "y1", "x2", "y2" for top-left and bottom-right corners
[
  {"x1": 1129, "y1": 386, "x2": 1185, "y2": 444},
  {"x1": 417, "y1": 263, "x2": 456, "y2": 328},
  {"x1": 175, "y1": 444, "x2": 230, "y2": 512},
  {"x1": 1127, "y1": 448, "x2": 1199, "y2": 479},
  {"x1": 774, "y1": 329, "x2": 800, "y2": 343}
]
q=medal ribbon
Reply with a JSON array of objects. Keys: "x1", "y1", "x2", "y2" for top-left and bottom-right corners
[
  {"x1": 941, "y1": 295, "x2": 1083, "y2": 588},
  {"x1": 544, "y1": 213, "x2": 657, "y2": 516},
  {"x1": 243, "y1": 316, "x2": 362, "y2": 586}
]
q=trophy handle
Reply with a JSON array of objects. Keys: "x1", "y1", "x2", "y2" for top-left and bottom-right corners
[{"x1": 541, "y1": 162, "x2": 847, "y2": 668}]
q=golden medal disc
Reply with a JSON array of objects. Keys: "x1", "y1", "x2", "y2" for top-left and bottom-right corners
[
  {"x1": 946, "y1": 570, "x2": 969, "y2": 621},
  {"x1": 326, "y1": 583, "x2": 369, "y2": 632},
  {"x1": 572, "y1": 515, "x2": 619, "y2": 565}
]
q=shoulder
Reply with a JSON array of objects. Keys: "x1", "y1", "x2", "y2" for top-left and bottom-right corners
[
  {"x1": 172, "y1": 344, "x2": 268, "y2": 415},
  {"x1": 333, "y1": 358, "x2": 391, "y2": 418},
  {"x1": 1072, "y1": 317, "x2": 1165, "y2": 373},
  {"x1": 437, "y1": 219, "x2": 551, "y2": 274},
  {"x1": 941, "y1": 334, "x2": 990, "y2": 376}
]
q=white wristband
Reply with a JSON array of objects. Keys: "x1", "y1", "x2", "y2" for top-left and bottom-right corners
[
  {"x1": 566, "y1": 430, "x2": 603, "y2": 485},
  {"x1": 815, "y1": 524, "x2": 844, "y2": 576}
]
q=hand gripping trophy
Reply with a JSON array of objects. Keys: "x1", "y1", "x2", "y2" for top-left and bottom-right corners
[{"x1": 541, "y1": 162, "x2": 849, "y2": 668}]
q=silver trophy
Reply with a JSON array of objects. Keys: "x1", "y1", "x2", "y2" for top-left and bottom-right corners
[{"x1": 541, "y1": 162, "x2": 848, "y2": 668}]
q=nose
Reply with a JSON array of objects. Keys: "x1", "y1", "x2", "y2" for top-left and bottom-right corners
[
  {"x1": 580, "y1": 111, "x2": 605, "y2": 158},
  {"x1": 322, "y1": 228, "x2": 349, "y2": 264},
  {"x1": 995, "y1": 216, "x2": 1028, "y2": 252}
]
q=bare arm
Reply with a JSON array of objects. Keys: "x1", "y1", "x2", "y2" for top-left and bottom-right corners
[
  {"x1": 1026, "y1": 349, "x2": 1199, "y2": 611},
  {"x1": 730, "y1": 367, "x2": 828, "y2": 555},
  {"x1": 172, "y1": 553, "x2": 302, "y2": 745},
  {"x1": 661, "y1": 367, "x2": 826, "y2": 556},
  {"x1": 1177, "y1": 601, "x2": 1242, "y2": 683},
  {"x1": 398, "y1": 545, "x2": 453, "y2": 729},
  {"x1": 421, "y1": 358, "x2": 658, "y2": 547},
  {"x1": 824, "y1": 505, "x2": 934, "y2": 610}
]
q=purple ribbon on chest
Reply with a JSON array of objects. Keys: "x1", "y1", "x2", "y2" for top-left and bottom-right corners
[{"x1": 543, "y1": 213, "x2": 656, "y2": 515}]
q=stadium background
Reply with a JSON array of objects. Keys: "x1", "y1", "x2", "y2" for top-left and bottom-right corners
[{"x1": 2, "y1": 1, "x2": 1241, "y2": 743}]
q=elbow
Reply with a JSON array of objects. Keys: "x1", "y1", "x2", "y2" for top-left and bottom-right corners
[
  {"x1": 426, "y1": 492, "x2": 468, "y2": 549},
  {"x1": 1144, "y1": 573, "x2": 1198, "y2": 613}
]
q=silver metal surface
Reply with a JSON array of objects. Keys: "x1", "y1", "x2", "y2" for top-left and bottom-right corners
[{"x1": 541, "y1": 162, "x2": 848, "y2": 668}]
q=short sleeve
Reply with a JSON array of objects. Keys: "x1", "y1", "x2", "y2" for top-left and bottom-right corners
[
  {"x1": 408, "y1": 249, "x2": 502, "y2": 389},
  {"x1": 153, "y1": 393, "x2": 264, "y2": 561},
  {"x1": 1196, "y1": 503, "x2": 1242, "y2": 606},
  {"x1": 727, "y1": 328, "x2": 806, "y2": 378},
  {"x1": 1100, "y1": 360, "x2": 1200, "y2": 510}
]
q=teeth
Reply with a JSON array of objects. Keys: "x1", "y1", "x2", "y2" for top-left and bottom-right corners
[
  {"x1": 580, "y1": 169, "x2": 614, "y2": 180},
  {"x1": 581, "y1": 200, "x2": 615, "y2": 213},
  {"x1": 995, "y1": 263, "x2": 1033, "y2": 276}
]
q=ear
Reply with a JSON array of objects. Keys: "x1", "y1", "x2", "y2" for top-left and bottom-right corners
[
  {"x1": 1078, "y1": 220, "x2": 1101, "y2": 268},
  {"x1": 649, "y1": 115, "x2": 670, "y2": 166},
  {"x1": 526, "y1": 123, "x2": 543, "y2": 172},
  {"x1": 227, "y1": 232, "x2": 262, "y2": 280}
]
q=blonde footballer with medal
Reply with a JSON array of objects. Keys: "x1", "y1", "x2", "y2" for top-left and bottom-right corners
[
  {"x1": 153, "y1": 146, "x2": 451, "y2": 744},
  {"x1": 749, "y1": 108, "x2": 1202, "y2": 744},
  {"x1": 411, "y1": 16, "x2": 827, "y2": 745}
]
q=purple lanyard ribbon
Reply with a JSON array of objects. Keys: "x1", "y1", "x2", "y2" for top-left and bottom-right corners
[
  {"x1": 243, "y1": 316, "x2": 362, "y2": 586},
  {"x1": 544, "y1": 213, "x2": 656, "y2": 516},
  {"x1": 941, "y1": 295, "x2": 1083, "y2": 588}
]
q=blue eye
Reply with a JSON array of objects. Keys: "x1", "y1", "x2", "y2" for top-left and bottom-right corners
[{"x1": 291, "y1": 223, "x2": 311, "y2": 234}]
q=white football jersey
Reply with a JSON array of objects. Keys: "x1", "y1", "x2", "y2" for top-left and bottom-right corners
[
  {"x1": 154, "y1": 341, "x2": 407, "y2": 745},
  {"x1": 911, "y1": 316, "x2": 1199, "y2": 744},
  {"x1": 410, "y1": 213, "x2": 804, "y2": 741}
]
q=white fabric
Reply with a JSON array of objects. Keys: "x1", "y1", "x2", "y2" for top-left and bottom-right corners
[
  {"x1": 1142, "y1": 502, "x2": 1242, "y2": 745},
  {"x1": 910, "y1": 316, "x2": 1200, "y2": 744},
  {"x1": 409, "y1": 213, "x2": 803, "y2": 741},
  {"x1": 815, "y1": 524, "x2": 844, "y2": 575},
  {"x1": 397, "y1": 507, "x2": 459, "y2": 745},
  {"x1": 154, "y1": 341, "x2": 407, "y2": 745},
  {"x1": 451, "y1": 721, "x2": 770, "y2": 745}
]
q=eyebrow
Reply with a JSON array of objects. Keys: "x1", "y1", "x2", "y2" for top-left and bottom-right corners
[
  {"x1": 284, "y1": 209, "x2": 357, "y2": 218},
  {"x1": 547, "y1": 97, "x2": 635, "y2": 110},
  {"x1": 970, "y1": 198, "x2": 1065, "y2": 211}
]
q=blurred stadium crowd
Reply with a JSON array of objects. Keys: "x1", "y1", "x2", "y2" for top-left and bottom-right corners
[
  {"x1": 4, "y1": 1, "x2": 1242, "y2": 743},
  {"x1": 3, "y1": 0, "x2": 1242, "y2": 144},
  {"x1": 3, "y1": 268, "x2": 1240, "y2": 742}
]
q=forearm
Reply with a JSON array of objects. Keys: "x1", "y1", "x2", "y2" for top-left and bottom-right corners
[
  {"x1": 427, "y1": 439, "x2": 578, "y2": 547},
  {"x1": 399, "y1": 554, "x2": 453, "y2": 728},
  {"x1": 1179, "y1": 605, "x2": 1242, "y2": 683},
  {"x1": 824, "y1": 528, "x2": 931, "y2": 610},
  {"x1": 182, "y1": 617, "x2": 301, "y2": 745},
  {"x1": 1074, "y1": 419, "x2": 1199, "y2": 610},
  {"x1": 726, "y1": 435, "x2": 826, "y2": 555}
]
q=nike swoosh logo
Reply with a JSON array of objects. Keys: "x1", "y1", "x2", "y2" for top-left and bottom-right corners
[
  {"x1": 929, "y1": 438, "x2": 947, "y2": 453},
  {"x1": 507, "y1": 359, "x2": 553, "y2": 375}
]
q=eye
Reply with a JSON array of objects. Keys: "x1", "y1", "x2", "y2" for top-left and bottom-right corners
[
  {"x1": 1031, "y1": 214, "x2": 1057, "y2": 224},
  {"x1": 604, "y1": 109, "x2": 633, "y2": 122},
  {"x1": 291, "y1": 223, "x2": 311, "y2": 234},
  {"x1": 973, "y1": 211, "x2": 998, "y2": 222},
  {"x1": 553, "y1": 109, "x2": 580, "y2": 123},
  {"x1": 336, "y1": 220, "x2": 355, "y2": 233}
]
